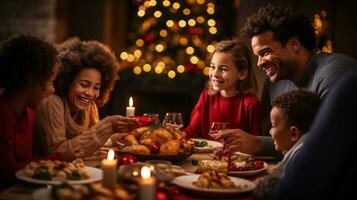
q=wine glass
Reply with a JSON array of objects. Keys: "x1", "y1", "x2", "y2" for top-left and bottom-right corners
[
  {"x1": 208, "y1": 122, "x2": 229, "y2": 140},
  {"x1": 162, "y1": 112, "x2": 184, "y2": 130},
  {"x1": 143, "y1": 113, "x2": 160, "y2": 125}
]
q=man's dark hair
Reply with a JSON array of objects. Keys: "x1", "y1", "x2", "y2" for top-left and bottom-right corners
[
  {"x1": 241, "y1": 5, "x2": 317, "y2": 51},
  {"x1": 0, "y1": 34, "x2": 57, "y2": 89},
  {"x1": 272, "y1": 90, "x2": 321, "y2": 133}
]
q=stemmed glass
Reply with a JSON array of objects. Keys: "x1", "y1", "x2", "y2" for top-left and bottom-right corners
[
  {"x1": 143, "y1": 113, "x2": 160, "y2": 125},
  {"x1": 162, "y1": 112, "x2": 184, "y2": 130},
  {"x1": 208, "y1": 122, "x2": 229, "y2": 140}
]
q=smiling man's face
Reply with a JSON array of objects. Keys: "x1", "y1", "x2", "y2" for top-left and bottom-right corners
[{"x1": 251, "y1": 31, "x2": 296, "y2": 82}]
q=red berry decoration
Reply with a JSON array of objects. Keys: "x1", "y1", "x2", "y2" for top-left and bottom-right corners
[
  {"x1": 228, "y1": 162, "x2": 237, "y2": 171},
  {"x1": 156, "y1": 191, "x2": 168, "y2": 200},
  {"x1": 150, "y1": 143, "x2": 160, "y2": 154},
  {"x1": 253, "y1": 160, "x2": 264, "y2": 170},
  {"x1": 117, "y1": 154, "x2": 137, "y2": 166}
]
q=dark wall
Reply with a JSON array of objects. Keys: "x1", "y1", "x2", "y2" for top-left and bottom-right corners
[{"x1": 0, "y1": 0, "x2": 57, "y2": 42}]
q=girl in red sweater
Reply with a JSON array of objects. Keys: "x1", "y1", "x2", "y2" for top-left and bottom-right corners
[{"x1": 184, "y1": 40, "x2": 262, "y2": 140}]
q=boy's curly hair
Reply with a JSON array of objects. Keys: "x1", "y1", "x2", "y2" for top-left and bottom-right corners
[
  {"x1": 0, "y1": 34, "x2": 57, "y2": 89},
  {"x1": 272, "y1": 90, "x2": 321, "y2": 133},
  {"x1": 241, "y1": 5, "x2": 317, "y2": 51},
  {"x1": 55, "y1": 38, "x2": 119, "y2": 107}
]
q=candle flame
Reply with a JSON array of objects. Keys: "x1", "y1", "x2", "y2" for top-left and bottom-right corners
[
  {"x1": 141, "y1": 166, "x2": 151, "y2": 179},
  {"x1": 129, "y1": 97, "x2": 133, "y2": 107},
  {"x1": 107, "y1": 149, "x2": 115, "y2": 160}
]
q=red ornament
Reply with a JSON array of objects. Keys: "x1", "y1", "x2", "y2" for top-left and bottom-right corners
[
  {"x1": 188, "y1": 27, "x2": 203, "y2": 35},
  {"x1": 143, "y1": 32, "x2": 155, "y2": 44},
  {"x1": 156, "y1": 191, "x2": 168, "y2": 200},
  {"x1": 117, "y1": 154, "x2": 137, "y2": 167},
  {"x1": 150, "y1": 143, "x2": 159, "y2": 154},
  {"x1": 184, "y1": 63, "x2": 200, "y2": 73}
]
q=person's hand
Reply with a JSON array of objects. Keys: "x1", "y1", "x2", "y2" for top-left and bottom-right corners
[
  {"x1": 104, "y1": 132, "x2": 130, "y2": 147},
  {"x1": 78, "y1": 132, "x2": 101, "y2": 151},
  {"x1": 61, "y1": 147, "x2": 85, "y2": 161},
  {"x1": 106, "y1": 115, "x2": 139, "y2": 133},
  {"x1": 216, "y1": 128, "x2": 262, "y2": 155}
]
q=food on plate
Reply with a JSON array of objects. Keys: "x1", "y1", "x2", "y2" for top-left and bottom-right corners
[
  {"x1": 23, "y1": 159, "x2": 89, "y2": 181},
  {"x1": 131, "y1": 126, "x2": 150, "y2": 138},
  {"x1": 124, "y1": 134, "x2": 138, "y2": 145},
  {"x1": 197, "y1": 150, "x2": 266, "y2": 173},
  {"x1": 192, "y1": 171, "x2": 244, "y2": 189},
  {"x1": 171, "y1": 165, "x2": 186, "y2": 176},
  {"x1": 119, "y1": 124, "x2": 193, "y2": 155},
  {"x1": 121, "y1": 144, "x2": 151, "y2": 155},
  {"x1": 51, "y1": 182, "x2": 134, "y2": 200},
  {"x1": 197, "y1": 160, "x2": 228, "y2": 172},
  {"x1": 189, "y1": 139, "x2": 210, "y2": 147},
  {"x1": 159, "y1": 139, "x2": 181, "y2": 155}
]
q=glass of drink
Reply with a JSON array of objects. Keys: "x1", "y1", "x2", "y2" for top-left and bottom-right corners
[
  {"x1": 162, "y1": 112, "x2": 184, "y2": 130},
  {"x1": 143, "y1": 113, "x2": 160, "y2": 125},
  {"x1": 208, "y1": 122, "x2": 229, "y2": 140}
]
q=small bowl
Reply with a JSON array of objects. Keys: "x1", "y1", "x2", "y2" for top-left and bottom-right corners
[{"x1": 134, "y1": 116, "x2": 154, "y2": 127}]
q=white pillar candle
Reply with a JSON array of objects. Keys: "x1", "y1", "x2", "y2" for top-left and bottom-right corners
[
  {"x1": 101, "y1": 149, "x2": 117, "y2": 189},
  {"x1": 139, "y1": 166, "x2": 156, "y2": 200},
  {"x1": 126, "y1": 96, "x2": 135, "y2": 117}
]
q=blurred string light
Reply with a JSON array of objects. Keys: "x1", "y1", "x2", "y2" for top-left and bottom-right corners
[
  {"x1": 121, "y1": 0, "x2": 221, "y2": 78},
  {"x1": 314, "y1": 10, "x2": 333, "y2": 53}
]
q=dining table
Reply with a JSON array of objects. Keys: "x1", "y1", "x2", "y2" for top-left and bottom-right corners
[{"x1": 0, "y1": 150, "x2": 277, "y2": 200}]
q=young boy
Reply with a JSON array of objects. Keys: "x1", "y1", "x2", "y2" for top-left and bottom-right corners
[
  {"x1": 269, "y1": 90, "x2": 321, "y2": 176},
  {"x1": 0, "y1": 34, "x2": 68, "y2": 188},
  {"x1": 254, "y1": 90, "x2": 320, "y2": 199}
]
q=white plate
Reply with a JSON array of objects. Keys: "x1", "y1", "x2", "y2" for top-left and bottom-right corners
[
  {"x1": 190, "y1": 138, "x2": 223, "y2": 153},
  {"x1": 173, "y1": 174, "x2": 255, "y2": 197},
  {"x1": 228, "y1": 162, "x2": 268, "y2": 176},
  {"x1": 16, "y1": 166, "x2": 102, "y2": 185},
  {"x1": 33, "y1": 187, "x2": 51, "y2": 200}
]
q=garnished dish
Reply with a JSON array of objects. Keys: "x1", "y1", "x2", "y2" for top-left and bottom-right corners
[
  {"x1": 189, "y1": 138, "x2": 223, "y2": 153},
  {"x1": 16, "y1": 159, "x2": 102, "y2": 185},
  {"x1": 192, "y1": 171, "x2": 241, "y2": 189},
  {"x1": 24, "y1": 159, "x2": 89, "y2": 181},
  {"x1": 118, "y1": 125, "x2": 194, "y2": 160},
  {"x1": 33, "y1": 182, "x2": 134, "y2": 200},
  {"x1": 196, "y1": 150, "x2": 268, "y2": 176},
  {"x1": 173, "y1": 173, "x2": 255, "y2": 197}
]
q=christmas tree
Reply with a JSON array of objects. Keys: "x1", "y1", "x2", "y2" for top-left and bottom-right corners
[{"x1": 119, "y1": 0, "x2": 222, "y2": 80}]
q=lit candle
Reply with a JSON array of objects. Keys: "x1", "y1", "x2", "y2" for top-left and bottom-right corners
[
  {"x1": 139, "y1": 166, "x2": 156, "y2": 200},
  {"x1": 126, "y1": 97, "x2": 135, "y2": 117},
  {"x1": 101, "y1": 149, "x2": 117, "y2": 189}
]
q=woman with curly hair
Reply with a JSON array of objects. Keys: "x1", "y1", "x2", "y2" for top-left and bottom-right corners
[
  {"x1": 34, "y1": 38, "x2": 138, "y2": 157},
  {"x1": 184, "y1": 39, "x2": 262, "y2": 140}
]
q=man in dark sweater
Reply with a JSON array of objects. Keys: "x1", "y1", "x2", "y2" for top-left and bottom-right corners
[{"x1": 218, "y1": 5, "x2": 357, "y2": 157}]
